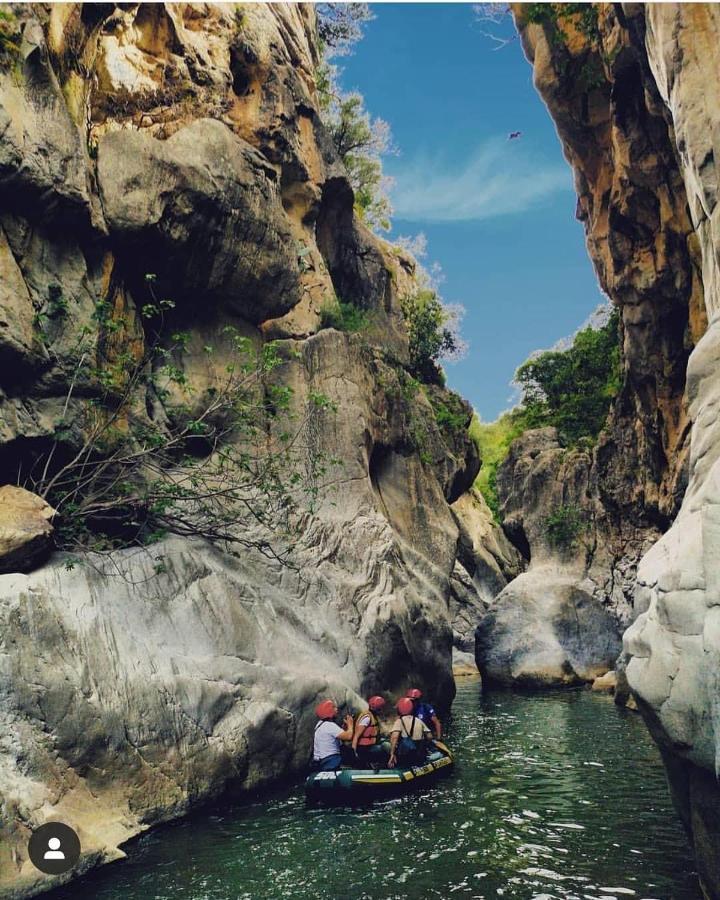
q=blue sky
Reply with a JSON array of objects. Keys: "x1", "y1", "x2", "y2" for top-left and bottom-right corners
[{"x1": 339, "y1": 3, "x2": 605, "y2": 420}]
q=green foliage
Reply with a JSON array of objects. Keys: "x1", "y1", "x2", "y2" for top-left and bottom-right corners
[
  {"x1": 24, "y1": 279, "x2": 333, "y2": 563},
  {"x1": 524, "y1": 3, "x2": 603, "y2": 84},
  {"x1": 315, "y1": 8, "x2": 392, "y2": 233},
  {"x1": 469, "y1": 310, "x2": 620, "y2": 519},
  {"x1": 469, "y1": 412, "x2": 526, "y2": 519},
  {"x1": 319, "y1": 296, "x2": 370, "y2": 333},
  {"x1": 431, "y1": 396, "x2": 467, "y2": 434},
  {"x1": 545, "y1": 504, "x2": 588, "y2": 551},
  {"x1": 316, "y1": 4, "x2": 373, "y2": 56},
  {"x1": 401, "y1": 290, "x2": 459, "y2": 384},
  {"x1": 525, "y1": 3, "x2": 599, "y2": 39},
  {"x1": 0, "y1": 10, "x2": 20, "y2": 66},
  {"x1": 326, "y1": 93, "x2": 393, "y2": 231},
  {"x1": 514, "y1": 309, "x2": 621, "y2": 447}
]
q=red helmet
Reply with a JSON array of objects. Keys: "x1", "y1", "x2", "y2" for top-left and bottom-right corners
[
  {"x1": 315, "y1": 699, "x2": 337, "y2": 720},
  {"x1": 396, "y1": 698, "x2": 414, "y2": 716},
  {"x1": 406, "y1": 688, "x2": 423, "y2": 700},
  {"x1": 368, "y1": 695, "x2": 385, "y2": 711}
]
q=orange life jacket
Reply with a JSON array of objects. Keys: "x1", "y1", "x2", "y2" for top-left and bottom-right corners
[{"x1": 356, "y1": 710, "x2": 379, "y2": 747}]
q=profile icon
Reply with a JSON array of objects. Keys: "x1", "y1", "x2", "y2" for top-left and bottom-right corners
[
  {"x1": 28, "y1": 822, "x2": 80, "y2": 875},
  {"x1": 43, "y1": 836, "x2": 65, "y2": 860}
]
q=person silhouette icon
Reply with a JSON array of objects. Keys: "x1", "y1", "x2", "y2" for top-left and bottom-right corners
[
  {"x1": 28, "y1": 822, "x2": 80, "y2": 874},
  {"x1": 43, "y1": 836, "x2": 65, "y2": 860}
]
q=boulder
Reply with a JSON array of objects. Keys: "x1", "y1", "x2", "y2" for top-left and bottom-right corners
[
  {"x1": 0, "y1": 486, "x2": 55, "y2": 574},
  {"x1": 475, "y1": 568, "x2": 622, "y2": 689},
  {"x1": 591, "y1": 670, "x2": 617, "y2": 693}
]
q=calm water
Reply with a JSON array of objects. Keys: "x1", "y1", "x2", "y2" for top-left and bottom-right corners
[{"x1": 49, "y1": 681, "x2": 700, "y2": 900}]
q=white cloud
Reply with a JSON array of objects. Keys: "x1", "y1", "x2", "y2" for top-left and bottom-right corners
[{"x1": 388, "y1": 138, "x2": 572, "y2": 223}]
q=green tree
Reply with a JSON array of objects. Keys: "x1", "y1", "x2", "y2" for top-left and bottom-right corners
[
  {"x1": 514, "y1": 309, "x2": 621, "y2": 446},
  {"x1": 316, "y1": 4, "x2": 373, "y2": 56},
  {"x1": 326, "y1": 92, "x2": 394, "y2": 231},
  {"x1": 22, "y1": 282, "x2": 330, "y2": 562},
  {"x1": 401, "y1": 289, "x2": 462, "y2": 384}
]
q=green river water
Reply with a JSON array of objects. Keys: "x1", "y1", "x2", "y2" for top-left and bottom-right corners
[{"x1": 48, "y1": 680, "x2": 700, "y2": 900}]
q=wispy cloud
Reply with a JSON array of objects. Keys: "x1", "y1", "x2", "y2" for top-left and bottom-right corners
[{"x1": 389, "y1": 138, "x2": 572, "y2": 223}]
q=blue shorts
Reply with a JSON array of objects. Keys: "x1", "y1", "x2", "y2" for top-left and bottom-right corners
[{"x1": 315, "y1": 753, "x2": 342, "y2": 771}]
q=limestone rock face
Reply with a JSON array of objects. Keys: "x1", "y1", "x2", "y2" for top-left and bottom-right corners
[
  {"x1": 475, "y1": 427, "x2": 651, "y2": 686},
  {"x1": 624, "y1": 7, "x2": 720, "y2": 897},
  {"x1": 493, "y1": 1, "x2": 708, "y2": 695},
  {"x1": 97, "y1": 120, "x2": 301, "y2": 324},
  {"x1": 0, "y1": 5, "x2": 482, "y2": 897},
  {"x1": 0, "y1": 486, "x2": 55, "y2": 573},
  {"x1": 0, "y1": 17, "x2": 94, "y2": 225},
  {"x1": 513, "y1": 4, "x2": 720, "y2": 894},
  {"x1": 450, "y1": 488, "x2": 522, "y2": 671}
]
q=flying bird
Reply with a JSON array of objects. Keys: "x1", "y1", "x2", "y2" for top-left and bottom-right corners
[{"x1": 508, "y1": 131, "x2": 522, "y2": 140}]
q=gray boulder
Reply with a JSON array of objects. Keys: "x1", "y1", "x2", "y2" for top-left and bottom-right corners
[{"x1": 476, "y1": 568, "x2": 622, "y2": 688}]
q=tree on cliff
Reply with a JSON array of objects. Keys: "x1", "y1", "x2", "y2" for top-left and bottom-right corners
[
  {"x1": 316, "y1": 3, "x2": 373, "y2": 56},
  {"x1": 514, "y1": 307, "x2": 621, "y2": 446},
  {"x1": 315, "y1": 4, "x2": 394, "y2": 231},
  {"x1": 326, "y1": 92, "x2": 394, "y2": 231},
  {"x1": 23, "y1": 282, "x2": 332, "y2": 565}
]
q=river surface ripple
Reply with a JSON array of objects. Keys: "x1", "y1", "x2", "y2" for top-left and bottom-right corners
[{"x1": 48, "y1": 680, "x2": 700, "y2": 900}]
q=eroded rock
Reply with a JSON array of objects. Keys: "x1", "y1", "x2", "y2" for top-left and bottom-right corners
[
  {"x1": 98, "y1": 119, "x2": 301, "y2": 324},
  {"x1": 475, "y1": 568, "x2": 621, "y2": 688},
  {"x1": 0, "y1": 485, "x2": 55, "y2": 573}
]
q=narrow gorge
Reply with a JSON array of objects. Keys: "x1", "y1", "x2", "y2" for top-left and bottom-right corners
[{"x1": 0, "y1": 3, "x2": 718, "y2": 899}]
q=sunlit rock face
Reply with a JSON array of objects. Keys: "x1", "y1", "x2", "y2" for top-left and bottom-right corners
[
  {"x1": 449, "y1": 487, "x2": 522, "y2": 672},
  {"x1": 513, "y1": 4, "x2": 720, "y2": 895},
  {"x1": 0, "y1": 5, "x2": 490, "y2": 897}
]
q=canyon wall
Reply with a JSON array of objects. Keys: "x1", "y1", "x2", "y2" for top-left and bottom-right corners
[
  {"x1": 0, "y1": 5, "x2": 509, "y2": 896},
  {"x1": 512, "y1": 4, "x2": 720, "y2": 895}
]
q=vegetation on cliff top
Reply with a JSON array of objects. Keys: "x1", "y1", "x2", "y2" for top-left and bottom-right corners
[
  {"x1": 316, "y1": 4, "x2": 393, "y2": 232},
  {"x1": 472, "y1": 309, "x2": 621, "y2": 517},
  {"x1": 315, "y1": 5, "x2": 466, "y2": 398}
]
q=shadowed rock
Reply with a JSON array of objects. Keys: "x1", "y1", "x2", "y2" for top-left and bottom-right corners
[{"x1": 98, "y1": 119, "x2": 301, "y2": 324}]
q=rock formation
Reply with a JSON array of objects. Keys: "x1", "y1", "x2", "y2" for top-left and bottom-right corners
[
  {"x1": 511, "y1": 4, "x2": 720, "y2": 895},
  {"x1": 0, "y1": 5, "x2": 490, "y2": 896},
  {"x1": 0, "y1": 486, "x2": 55, "y2": 573},
  {"x1": 450, "y1": 487, "x2": 521, "y2": 673}
]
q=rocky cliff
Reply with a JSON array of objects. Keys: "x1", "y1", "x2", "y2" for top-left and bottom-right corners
[
  {"x1": 478, "y1": 0, "x2": 706, "y2": 689},
  {"x1": 510, "y1": 4, "x2": 720, "y2": 895},
  {"x1": 0, "y1": 5, "x2": 502, "y2": 896}
]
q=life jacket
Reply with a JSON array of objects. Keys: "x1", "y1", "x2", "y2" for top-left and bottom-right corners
[{"x1": 355, "y1": 710, "x2": 379, "y2": 747}]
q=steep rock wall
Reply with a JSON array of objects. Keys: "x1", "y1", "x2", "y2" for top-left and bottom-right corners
[
  {"x1": 512, "y1": 4, "x2": 720, "y2": 895},
  {"x1": 0, "y1": 5, "x2": 485, "y2": 897}
]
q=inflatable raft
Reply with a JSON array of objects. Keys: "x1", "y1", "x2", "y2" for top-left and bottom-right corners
[{"x1": 305, "y1": 745, "x2": 454, "y2": 802}]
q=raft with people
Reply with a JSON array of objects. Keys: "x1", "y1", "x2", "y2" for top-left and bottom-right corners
[
  {"x1": 305, "y1": 743, "x2": 454, "y2": 802},
  {"x1": 306, "y1": 689, "x2": 454, "y2": 802}
]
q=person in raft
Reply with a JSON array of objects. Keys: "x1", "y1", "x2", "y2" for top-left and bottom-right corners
[
  {"x1": 387, "y1": 697, "x2": 433, "y2": 768},
  {"x1": 406, "y1": 687, "x2": 442, "y2": 739},
  {"x1": 351, "y1": 695, "x2": 387, "y2": 768},
  {"x1": 313, "y1": 700, "x2": 354, "y2": 771}
]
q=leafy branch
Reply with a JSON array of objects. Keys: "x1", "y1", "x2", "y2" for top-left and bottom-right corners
[{"x1": 20, "y1": 278, "x2": 334, "y2": 567}]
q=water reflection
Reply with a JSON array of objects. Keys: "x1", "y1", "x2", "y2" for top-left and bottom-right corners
[{"x1": 48, "y1": 682, "x2": 700, "y2": 900}]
